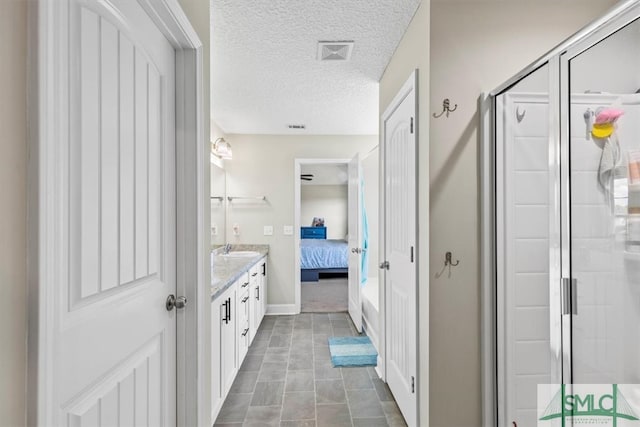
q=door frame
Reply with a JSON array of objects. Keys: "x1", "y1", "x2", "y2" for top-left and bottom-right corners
[
  {"x1": 26, "y1": 1, "x2": 206, "y2": 426},
  {"x1": 293, "y1": 158, "x2": 351, "y2": 314}
]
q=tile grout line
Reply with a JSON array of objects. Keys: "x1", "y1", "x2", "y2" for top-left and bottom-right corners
[
  {"x1": 278, "y1": 316, "x2": 292, "y2": 426},
  {"x1": 331, "y1": 316, "x2": 355, "y2": 427},
  {"x1": 312, "y1": 314, "x2": 318, "y2": 427},
  {"x1": 247, "y1": 318, "x2": 274, "y2": 424}
]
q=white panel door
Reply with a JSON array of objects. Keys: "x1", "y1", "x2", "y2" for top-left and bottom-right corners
[
  {"x1": 383, "y1": 73, "x2": 417, "y2": 426},
  {"x1": 55, "y1": 0, "x2": 177, "y2": 425},
  {"x1": 348, "y1": 153, "x2": 363, "y2": 332}
]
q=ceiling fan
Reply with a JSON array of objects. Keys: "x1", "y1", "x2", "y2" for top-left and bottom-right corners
[{"x1": 300, "y1": 174, "x2": 314, "y2": 181}]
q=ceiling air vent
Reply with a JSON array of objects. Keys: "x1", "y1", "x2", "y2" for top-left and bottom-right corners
[
  {"x1": 317, "y1": 41, "x2": 354, "y2": 61},
  {"x1": 288, "y1": 124, "x2": 306, "y2": 130}
]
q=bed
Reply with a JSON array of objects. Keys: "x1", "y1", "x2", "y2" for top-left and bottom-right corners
[{"x1": 300, "y1": 228, "x2": 349, "y2": 282}]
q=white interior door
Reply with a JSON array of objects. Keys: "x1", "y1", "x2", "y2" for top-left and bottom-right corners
[
  {"x1": 53, "y1": 0, "x2": 177, "y2": 424},
  {"x1": 383, "y1": 72, "x2": 417, "y2": 426},
  {"x1": 348, "y1": 153, "x2": 363, "y2": 332}
]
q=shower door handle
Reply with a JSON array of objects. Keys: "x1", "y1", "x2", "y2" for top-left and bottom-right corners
[
  {"x1": 571, "y1": 278, "x2": 578, "y2": 315},
  {"x1": 561, "y1": 278, "x2": 577, "y2": 315}
]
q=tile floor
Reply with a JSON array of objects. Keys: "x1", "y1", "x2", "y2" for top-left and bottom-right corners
[{"x1": 214, "y1": 313, "x2": 408, "y2": 427}]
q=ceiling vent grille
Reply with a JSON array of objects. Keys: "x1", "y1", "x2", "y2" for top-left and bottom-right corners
[{"x1": 317, "y1": 41, "x2": 354, "y2": 61}]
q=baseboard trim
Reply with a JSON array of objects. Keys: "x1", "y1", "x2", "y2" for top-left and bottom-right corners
[
  {"x1": 362, "y1": 316, "x2": 379, "y2": 352},
  {"x1": 266, "y1": 304, "x2": 298, "y2": 315}
]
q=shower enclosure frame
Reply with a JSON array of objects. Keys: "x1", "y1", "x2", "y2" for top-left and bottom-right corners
[{"x1": 481, "y1": 1, "x2": 640, "y2": 425}]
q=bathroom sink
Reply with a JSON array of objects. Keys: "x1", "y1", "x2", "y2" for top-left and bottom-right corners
[{"x1": 221, "y1": 250, "x2": 260, "y2": 258}]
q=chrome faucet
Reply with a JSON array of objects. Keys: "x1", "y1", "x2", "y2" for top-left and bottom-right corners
[{"x1": 223, "y1": 243, "x2": 232, "y2": 254}]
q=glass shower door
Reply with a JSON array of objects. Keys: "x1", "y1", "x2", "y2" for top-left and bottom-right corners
[
  {"x1": 495, "y1": 62, "x2": 564, "y2": 427},
  {"x1": 567, "y1": 16, "x2": 640, "y2": 389}
]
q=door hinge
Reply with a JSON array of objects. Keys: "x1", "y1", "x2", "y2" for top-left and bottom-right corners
[
  {"x1": 410, "y1": 117, "x2": 414, "y2": 134},
  {"x1": 410, "y1": 246, "x2": 414, "y2": 263},
  {"x1": 411, "y1": 376, "x2": 415, "y2": 393},
  {"x1": 379, "y1": 261, "x2": 390, "y2": 270}
]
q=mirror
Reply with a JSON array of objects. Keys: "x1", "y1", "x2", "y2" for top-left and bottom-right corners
[{"x1": 211, "y1": 162, "x2": 226, "y2": 246}]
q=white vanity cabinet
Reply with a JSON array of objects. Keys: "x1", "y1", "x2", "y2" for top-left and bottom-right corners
[
  {"x1": 211, "y1": 254, "x2": 268, "y2": 425},
  {"x1": 211, "y1": 280, "x2": 237, "y2": 423}
]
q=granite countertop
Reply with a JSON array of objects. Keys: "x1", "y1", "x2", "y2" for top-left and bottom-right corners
[{"x1": 211, "y1": 244, "x2": 269, "y2": 301}]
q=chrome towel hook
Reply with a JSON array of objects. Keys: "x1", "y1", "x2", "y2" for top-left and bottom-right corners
[
  {"x1": 433, "y1": 98, "x2": 458, "y2": 118},
  {"x1": 435, "y1": 251, "x2": 460, "y2": 278}
]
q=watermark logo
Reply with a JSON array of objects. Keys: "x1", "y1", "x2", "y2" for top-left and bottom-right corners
[{"x1": 538, "y1": 384, "x2": 640, "y2": 426}]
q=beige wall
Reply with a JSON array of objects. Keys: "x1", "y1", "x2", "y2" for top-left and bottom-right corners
[
  {"x1": 428, "y1": 1, "x2": 616, "y2": 426},
  {"x1": 379, "y1": 2, "x2": 430, "y2": 424},
  {"x1": 0, "y1": 0, "x2": 27, "y2": 425},
  {"x1": 223, "y1": 134, "x2": 377, "y2": 306},
  {"x1": 301, "y1": 185, "x2": 348, "y2": 239}
]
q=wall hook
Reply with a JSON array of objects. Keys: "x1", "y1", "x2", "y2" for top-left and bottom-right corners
[
  {"x1": 435, "y1": 251, "x2": 460, "y2": 278},
  {"x1": 432, "y1": 98, "x2": 458, "y2": 119},
  {"x1": 516, "y1": 107, "x2": 526, "y2": 123}
]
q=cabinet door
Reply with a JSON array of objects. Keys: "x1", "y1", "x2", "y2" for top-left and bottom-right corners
[
  {"x1": 248, "y1": 264, "x2": 260, "y2": 343},
  {"x1": 259, "y1": 260, "x2": 267, "y2": 324},
  {"x1": 238, "y1": 284, "x2": 250, "y2": 363},
  {"x1": 211, "y1": 298, "x2": 223, "y2": 424},
  {"x1": 220, "y1": 286, "x2": 237, "y2": 396},
  {"x1": 238, "y1": 318, "x2": 250, "y2": 364},
  {"x1": 251, "y1": 280, "x2": 260, "y2": 341}
]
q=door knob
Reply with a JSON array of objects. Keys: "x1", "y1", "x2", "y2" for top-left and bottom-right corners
[{"x1": 166, "y1": 294, "x2": 188, "y2": 311}]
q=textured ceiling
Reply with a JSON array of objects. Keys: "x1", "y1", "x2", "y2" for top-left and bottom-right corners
[{"x1": 211, "y1": 0, "x2": 421, "y2": 135}]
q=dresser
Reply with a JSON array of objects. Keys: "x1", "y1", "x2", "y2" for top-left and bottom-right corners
[{"x1": 300, "y1": 226, "x2": 327, "y2": 239}]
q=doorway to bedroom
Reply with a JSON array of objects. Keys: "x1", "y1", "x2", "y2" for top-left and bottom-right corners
[
  {"x1": 295, "y1": 160, "x2": 351, "y2": 313},
  {"x1": 293, "y1": 151, "x2": 380, "y2": 338}
]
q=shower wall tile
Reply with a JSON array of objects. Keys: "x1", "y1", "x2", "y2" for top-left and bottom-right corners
[
  {"x1": 572, "y1": 205, "x2": 611, "y2": 238},
  {"x1": 572, "y1": 240, "x2": 613, "y2": 272},
  {"x1": 514, "y1": 273, "x2": 549, "y2": 307},
  {"x1": 571, "y1": 171, "x2": 607, "y2": 205},
  {"x1": 514, "y1": 307, "x2": 549, "y2": 341},
  {"x1": 514, "y1": 206, "x2": 549, "y2": 238},
  {"x1": 514, "y1": 172, "x2": 549, "y2": 205},
  {"x1": 515, "y1": 374, "x2": 549, "y2": 410},
  {"x1": 514, "y1": 137, "x2": 548, "y2": 171},
  {"x1": 570, "y1": 136, "x2": 602, "y2": 172},
  {"x1": 514, "y1": 342, "x2": 551, "y2": 375},
  {"x1": 515, "y1": 239, "x2": 549, "y2": 273}
]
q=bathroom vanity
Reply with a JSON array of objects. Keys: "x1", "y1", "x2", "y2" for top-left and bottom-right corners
[{"x1": 210, "y1": 245, "x2": 268, "y2": 424}]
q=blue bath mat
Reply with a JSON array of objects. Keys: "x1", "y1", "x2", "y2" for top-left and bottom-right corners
[{"x1": 328, "y1": 336, "x2": 377, "y2": 367}]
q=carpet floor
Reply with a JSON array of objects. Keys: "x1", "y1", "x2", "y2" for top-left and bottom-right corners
[{"x1": 301, "y1": 278, "x2": 348, "y2": 313}]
